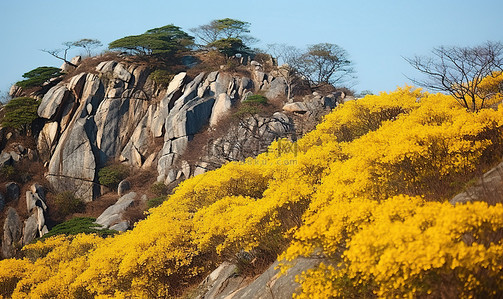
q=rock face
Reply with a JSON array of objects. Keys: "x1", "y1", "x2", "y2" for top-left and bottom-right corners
[
  {"x1": 29, "y1": 58, "x2": 297, "y2": 201},
  {"x1": 451, "y1": 161, "x2": 503, "y2": 205},
  {"x1": 2, "y1": 207, "x2": 22, "y2": 258},
  {"x1": 196, "y1": 258, "x2": 320, "y2": 299},
  {"x1": 95, "y1": 192, "x2": 137, "y2": 231},
  {"x1": 5, "y1": 182, "x2": 20, "y2": 202}
]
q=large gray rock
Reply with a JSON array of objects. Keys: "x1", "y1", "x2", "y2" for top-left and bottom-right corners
[
  {"x1": 37, "y1": 122, "x2": 59, "y2": 161},
  {"x1": 210, "y1": 93, "x2": 232, "y2": 127},
  {"x1": 38, "y1": 85, "x2": 72, "y2": 119},
  {"x1": 109, "y1": 221, "x2": 129, "y2": 232},
  {"x1": 164, "y1": 97, "x2": 216, "y2": 140},
  {"x1": 68, "y1": 73, "x2": 88, "y2": 98},
  {"x1": 197, "y1": 258, "x2": 320, "y2": 299},
  {"x1": 120, "y1": 106, "x2": 154, "y2": 167},
  {"x1": 30, "y1": 183, "x2": 45, "y2": 201},
  {"x1": 2, "y1": 207, "x2": 22, "y2": 258},
  {"x1": 0, "y1": 152, "x2": 12, "y2": 167},
  {"x1": 96, "y1": 61, "x2": 118, "y2": 73},
  {"x1": 23, "y1": 213, "x2": 38, "y2": 245},
  {"x1": 265, "y1": 77, "x2": 287, "y2": 99},
  {"x1": 26, "y1": 190, "x2": 47, "y2": 213},
  {"x1": 5, "y1": 182, "x2": 20, "y2": 202},
  {"x1": 113, "y1": 63, "x2": 132, "y2": 83},
  {"x1": 117, "y1": 180, "x2": 131, "y2": 197},
  {"x1": 95, "y1": 192, "x2": 136, "y2": 228},
  {"x1": 95, "y1": 98, "x2": 123, "y2": 162},
  {"x1": 451, "y1": 161, "x2": 503, "y2": 205},
  {"x1": 47, "y1": 118, "x2": 97, "y2": 202},
  {"x1": 282, "y1": 102, "x2": 308, "y2": 113}
]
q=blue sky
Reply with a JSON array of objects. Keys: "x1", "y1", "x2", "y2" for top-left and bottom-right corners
[{"x1": 0, "y1": 0, "x2": 502, "y2": 98}]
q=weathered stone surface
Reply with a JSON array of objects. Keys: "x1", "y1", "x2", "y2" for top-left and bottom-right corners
[
  {"x1": 196, "y1": 262, "x2": 240, "y2": 299},
  {"x1": 282, "y1": 102, "x2": 308, "y2": 113},
  {"x1": 194, "y1": 162, "x2": 209, "y2": 176},
  {"x1": 0, "y1": 152, "x2": 12, "y2": 167},
  {"x1": 96, "y1": 61, "x2": 118, "y2": 73},
  {"x1": 23, "y1": 213, "x2": 38, "y2": 245},
  {"x1": 9, "y1": 84, "x2": 22, "y2": 98},
  {"x1": 36, "y1": 206, "x2": 45, "y2": 232},
  {"x1": 9, "y1": 151, "x2": 20, "y2": 162},
  {"x1": 165, "y1": 97, "x2": 216, "y2": 140},
  {"x1": 265, "y1": 77, "x2": 287, "y2": 99},
  {"x1": 120, "y1": 107, "x2": 153, "y2": 167},
  {"x1": 47, "y1": 118, "x2": 97, "y2": 202},
  {"x1": 109, "y1": 221, "x2": 129, "y2": 232},
  {"x1": 166, "y1": 72, "x2": 188, "y2": 99},
  {"x1": 113, "y1": 63, "x2": 132, "y2": 83},
  {"x1": 30, "y1": 183, "x2": 45, "y2": 201},
  {"x1": 68, "y1": 73, "x2": 88, "y2": 98},
  {"x1": 2, "y1": 207, "x2": 22, "y2": 258},
  {"x1": 451, "y1": 161, "x2": 503, "y2": 205},
  {"x1": 70, "y1": 56, "x2": 82, "y2": 66},
  {"x1": 238, "y1": 77, "x2": 253, "y2": 98},
  {"x1": 95, "y1": 98, "x2": 122, "y2": 163},
  {"x1": 210, "y1": 93, "x2": 232, "y2": 126},
  {"x1": 5, "y1": 182, "x2": 20, "y2": 201},
  {"x1": 95, "y1": 192, "x2": 136, "y2": 228},
  {"x1": 60, "y1": 61, "x2": 75, "y2": 72},
  {"x1": 38, "y1": 85, "x2": 71, "y2": 119},
  {"x1": 209, "y1": 73, "x2": 234, "y2": 97},
  {"x1": 157, "y1": 153, "x2": 176, "y2": 183},
  {"x1": 171, "y1": 136, "x2": 189, "y2": 154},
  {"x1": 79, "y1": 74, "x2": 105, "y2": 117},
  {"x1": 117, "y1": 180, "x2": 131, "y2": 197},
  {"x1": 197, "y1": 258, "x2": 320, "y2": 299},
  {"x1": 37, "y1": 122, "x2": 59, "y2": 161}
]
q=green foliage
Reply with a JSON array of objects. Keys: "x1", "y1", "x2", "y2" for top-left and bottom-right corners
[
  {"x1": 72, "y1": 38, "x2": 102, "y2": 56},
  {"x1": 109, "y1": 24, "x2": 194, "y2": 56},
  {"x1": 52, "y1": 191, "x2": 85, "y2": 219},
  {"x1": 41, "y1": 217, "x2": 117, "y2": 239},
  {"x1": 146, "y1": 196, "x2": 167, "y2": 209},
  {"x1": 149, "y1": 69, "x2": 174, "y2": 87},
  {"x1": 16, "y1": 67, "x2": 62, "y2": 89},
  {"x1": 98, "y1": 163, "x2": 130, "y2": 189},
  {"x1": 296, "y1": 43, "x2": 354, "y2": 87},
  {"x1": 242, "y1": 94, "x2": 268, "y2": 105},
  {"x1": 235, "y1": 94, "x2": 269, "y2": 117},
  {"x1": 208, "y1": 37, "x2": 250, "y2": 57},
  {"x1": 191, "y1": 18, "x2": 255, "y2": 46},
  {"x1": 1, "y1": 97, "x2": 40, "y2": 134}
]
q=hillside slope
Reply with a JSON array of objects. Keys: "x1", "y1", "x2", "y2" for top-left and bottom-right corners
[{"x1": 1, "y1": 87, "x2": 502, "y2": 298}]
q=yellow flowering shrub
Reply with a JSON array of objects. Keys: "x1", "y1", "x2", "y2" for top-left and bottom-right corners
[
  {"x1": 1, "y1": 86, "x2": 503, "y2": 298},
  {"x1": 292, "y1": 197, "x2": 503, "y2": 298}
]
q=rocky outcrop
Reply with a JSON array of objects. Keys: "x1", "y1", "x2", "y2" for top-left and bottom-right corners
[
  {"x1": 95, "y1": 192, "x2": 137, "y2": 231},
  {"x1": 29, "y1": 57, "x2": 296, "y2": 200},
  {"x1": 451, "y1": 161, "x2": 503, "y2": 205},
  {"x1": 196, "y1": 258, "x2": 321, "y2": 299},
  {"x1": 2, "y1": 207, "x2": 22, "y2": 258},
  {"x1": 5, "y1": 182, "x2": 20, "y2": 202}
]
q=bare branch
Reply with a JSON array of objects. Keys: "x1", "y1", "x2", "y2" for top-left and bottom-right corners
[{"x1": 405, "y1": 41, "x2": 503, "y2": 111}]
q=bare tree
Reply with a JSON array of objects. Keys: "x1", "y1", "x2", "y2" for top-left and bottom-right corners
[
  {"x1": 41, "y1": 41, "x2": 77, "y2": 67},
  {"x1": 267, "y1": 44, "x2": 303, "y2": 100},
  {"x1": 405, "y1": 41, "x2": 503, "y2": 111}
]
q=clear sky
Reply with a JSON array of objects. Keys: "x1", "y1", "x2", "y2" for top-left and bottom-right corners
[{"x1": 0, "y1": 0, "x2": 502, "y2": 98}]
